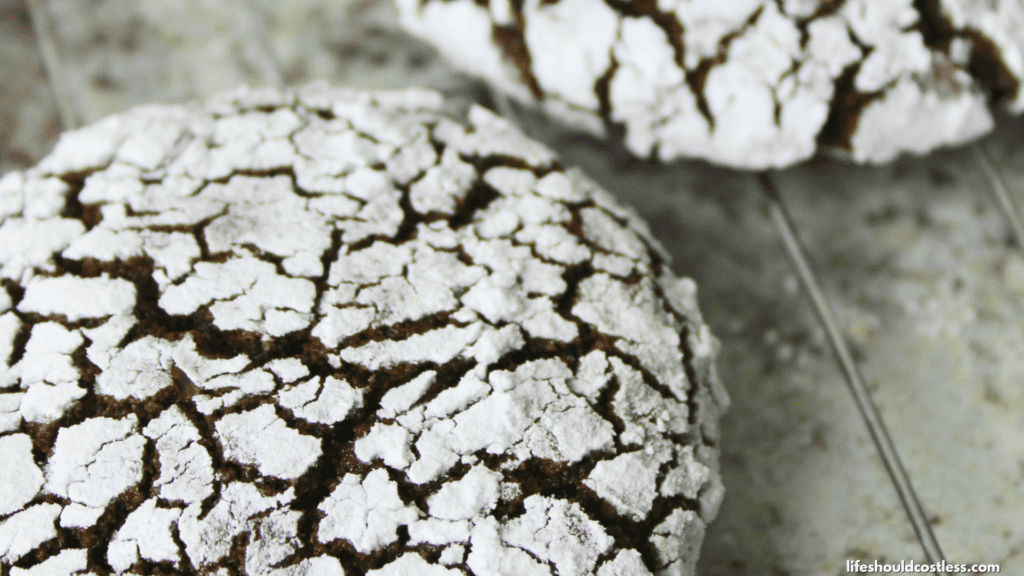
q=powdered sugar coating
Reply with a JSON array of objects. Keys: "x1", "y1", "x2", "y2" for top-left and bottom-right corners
[
  {"x1": 45, "y1": 415, "x2": 146, "y2": 509},
  {"x1": 596, "y1": 550, "x2": 653, "y2": 576},
  {"x1": 0, "y1": 435, "x2": 44, "y2": 517},
  {"x1": 427, "y1": 465, "x2": 503, "y2": 520},
  {"x1": 177, "y1": 482, "x2": 296, "y2": 569},
  {"x1": 0, "y1": 86, "x2": 724, "y2": 575},
  {"x1": 277, "y1": 375, "x2": 364, "y2": 425},
  {"x1": 2, "y1": 322, "x2": 83, "y2": 389},
  {"x1": 0, "y1": 217, "x2": 84, "y2": 281},
  {"x1": 0, "y1": 504, "x2": 62, "y2": 563},
  {"x1": 18, "y1": 276, "x2": 136, "y2": 320},
  {"x1": 142, "y1": 406, "x2": 215, "y2": 504},
  {"x1": 398, "y1": 0, "x2": 1024, "y2": 168},
  {"x1": 215, "y1": 405, "x2": 323, "y2": 480},
  {"x1": 106, "y1": 498, "x2": 182, "y2": 572},
  {"x1": 584, "y1": 451, "x2": 666, "y2": 521},
  {"x1": 95, "y1": 336, "x2": 175, "y2": 400},
  {"x1": 10, "y1": 549, "x2": 89, "y2": 576},
  {"x1": 501, "y1": 495, "x2": 615, "y2": 576},
  {"x1": 318, "y1": 469, "x2": 421, "y2": 554},
  {"x1": 650, "y1": 509, "x2": 705, "y2": 576}
]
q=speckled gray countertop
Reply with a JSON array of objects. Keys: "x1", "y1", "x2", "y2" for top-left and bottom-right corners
[{"x1": 1, "y1": 0, "x2": 1022, "y2": 574}]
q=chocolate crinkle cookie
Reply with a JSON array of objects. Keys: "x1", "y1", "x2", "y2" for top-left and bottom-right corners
[
  {"x1": 0, "y1": 85, "x2": 728, "y2": 576},
  {"x1": 398, "y1": 0, "x2": 1024, "y2": 169}
]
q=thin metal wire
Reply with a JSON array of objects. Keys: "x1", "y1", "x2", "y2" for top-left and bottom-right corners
[
  {"x1": 972, "y1": 142, "x2": 1024, "y2": 251},
  {"x1": 24, "y1": 0, "x2": 79, "y2": 130},
  {"x1": 758, "y1": 172, "x2": 949, "y2": 575},
  {"x1": 232, "y1": 0, "x2": 285, "y2": 89}
]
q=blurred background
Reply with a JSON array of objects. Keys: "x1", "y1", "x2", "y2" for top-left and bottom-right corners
[{"x1": 1, "y1": 0, "x2": 1023, "y2": 573}]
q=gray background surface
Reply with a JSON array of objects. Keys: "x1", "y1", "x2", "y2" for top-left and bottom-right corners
[{"x1": 1, "y1": 0, "x2": 1022, "y2": 574}]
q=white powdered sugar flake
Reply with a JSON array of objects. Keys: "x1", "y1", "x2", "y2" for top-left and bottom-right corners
[
  {"x1": 377, "y1": 371, "x2": 436, "y2": 419},
  {"x1": 501, "y1": 495, "x2": 613, "y2": 576},
  {"x1": 466, "y1": 516, "x2": 549, "y2": 576},
  {"x1": 266, "y1": 358, "x2": 310, "y2": 384},
  {"x1": 215, "y1": 404, "x2": 322, "y2": 480},
  {"x1": 82, "y1": 314, "x2": 136, "y2": 371},
  {"x1": 0, "y1": 312, "x2": 20, "y2": 372},
  {"x1": 10, "y1": 548, "x2": 89, "y2": 576},
  {"x1": 2, "y1": 322, "x2": 82, "y2": 388},
  {"x1": 0, "y1": 434, "x2": 44, "y2": 517},
  {"x1": 650, "y1": 510, "x2": 705, "y2": 576},
  {"x1": 427, "y1": 465, "x2": 502, "y2": 521},
  {"x1": 573, "y1": 274, "x2": 689, "y2": 398},
  {"x1": 107, "y1": 498, "x2": 182, "y2": 572},
  {"x1": 142, "y1": 406, "x2": 215, "y2": 504},
  {"x1": 277, "y1": 376, "x2": 363, "y2": 425},
  {"x1": 0, "y1": 393, "x2": 22, "y2": 434},
  {"x1": 439, "y1": 544, "x2": 466, "y2": 566},
  {"x1": 0, "y1": 503, "x2": 62, "y2": 562},
  {"x1": 19, "y1": 382, "x2": 87, "y2": 425},
  {"x1": 164, "y1": 256, "x2": 316, "y2": 335},
  {"x1": 178, "y1": 482, "x2": 295, "y2": 568},
  {"x1": 660, "y1": 446, "x2": 712, "y2": 500},
  {"x1": 339, "y1": 322, "x2": 485, "y2": 370},
  {"x1": 18, "y1": 275, "x2": 136, "y2": 321},
  {"x1": 45, "y1": 415, "x2": 146, "y2": 509},
  {"x1": 318, "y1": 469, "x2": 420, "y2": 553},
  {"x1": 407, "y1": 518, "x2": 472, "y2": 546},
  {"x1": 596, "y1": 549, "x2": 653, "y2": 576},
  {"x1": 354, "y1": 423, "x2": 415, "y2": 469},
  {"x1": 584, "y1": 451, "x2": 666, "y2": 521},
  {"x1": 59, "y1": 504, "x2": 106, "y2": 529},
  {"x1": 95, "y1": 336, "x2": 175, "y2": 400},
  {"x1": 0, "y1": 218, "x2": 84, "y2": 281}
]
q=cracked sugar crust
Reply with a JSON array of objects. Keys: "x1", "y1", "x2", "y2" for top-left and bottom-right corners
[
  {"x1": 45, "y1": 415, "x2": 146, "y2": 510},
  {"x1": 215, "y1": 404, "x2": 323, "y2": 480},
  {"x1": 0, "y1": 434, "x2": 44, "y2": 517},
  {"x1": 0, "y1": 85, "x2": 726, "y2": 576},
  {"x1": 398, "y1": 0, "x2": 1024, "y2": 168}
]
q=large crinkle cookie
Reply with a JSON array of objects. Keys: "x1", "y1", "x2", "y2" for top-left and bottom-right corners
[
  {"x1": 397, "y1": 0, "x2": 1024, "y2": 169},
  {"x1": 0, "y1": 85, "x2": 728, "y2": 576}
]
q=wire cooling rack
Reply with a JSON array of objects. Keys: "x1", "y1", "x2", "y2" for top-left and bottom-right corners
[{"x1": 2, "y1": 0, "x2": 1023, "y2": 574}]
